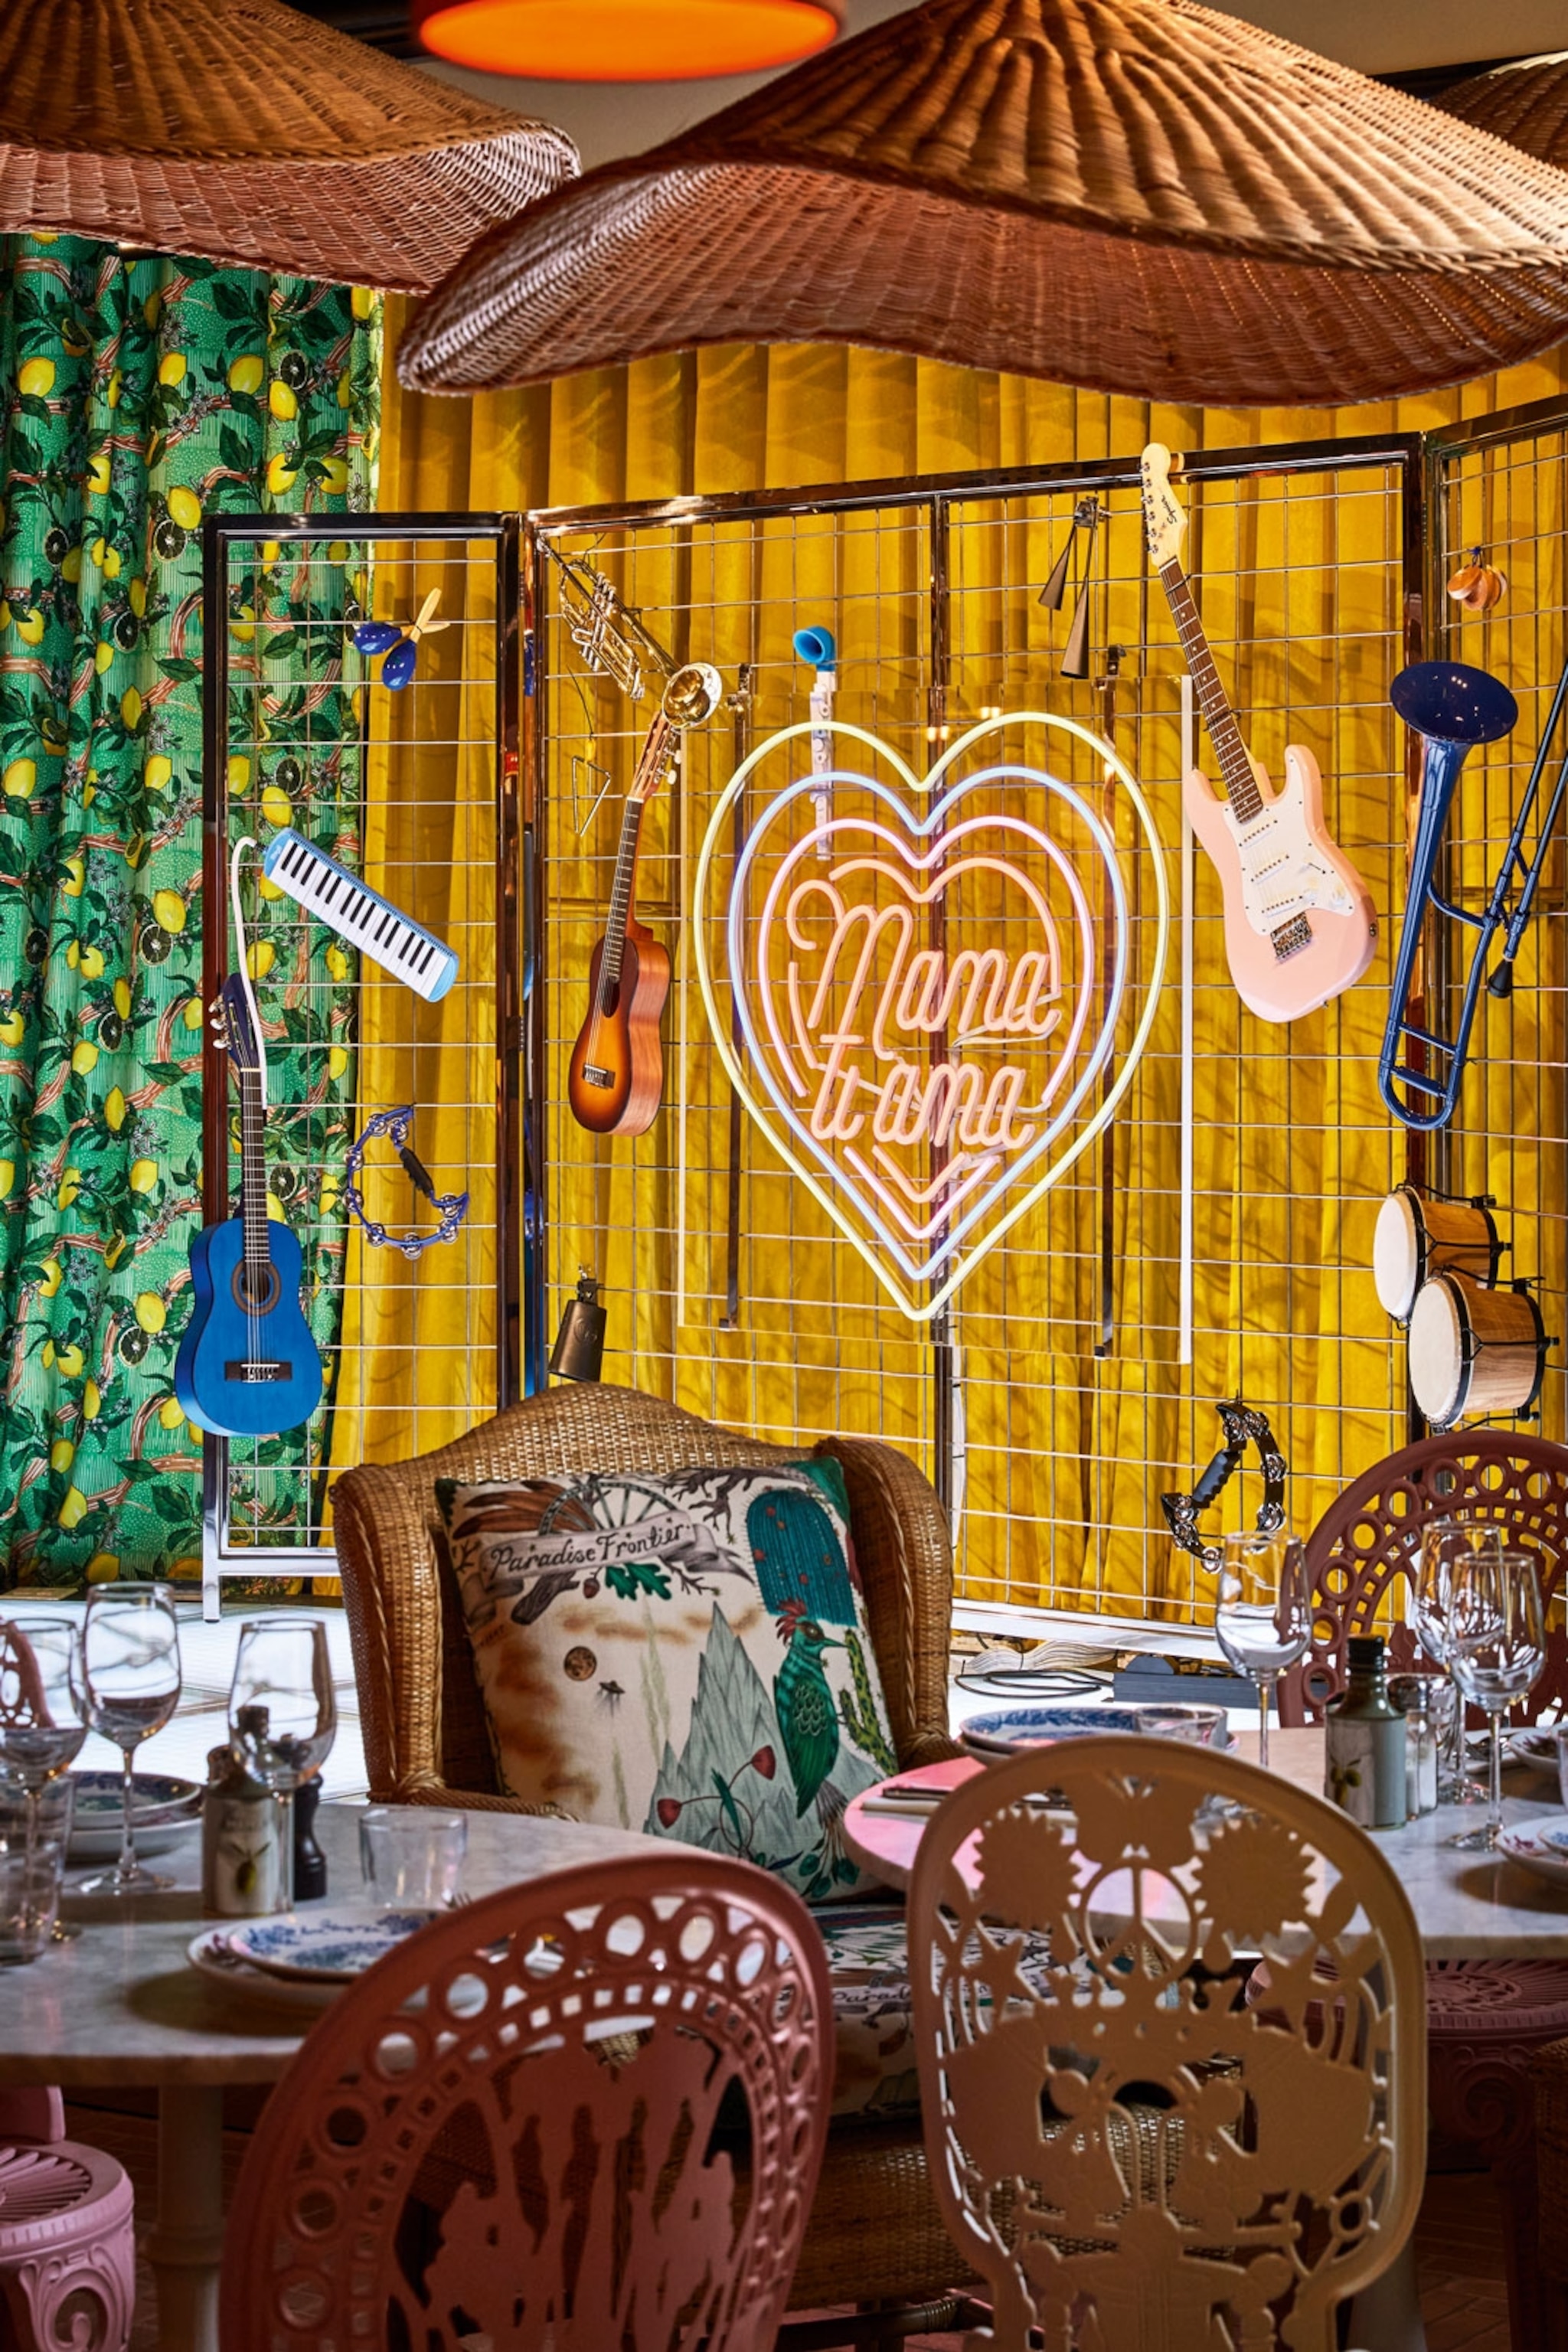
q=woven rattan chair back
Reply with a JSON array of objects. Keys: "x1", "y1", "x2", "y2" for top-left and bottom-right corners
[
  {"x1": 1279, "y1": 1429, "x2": 1568, "y2": 1724},
  {"x1": 908, "y1": 1735, "x2": 1426, "y2": 2352},
  {"x1": 332, "y1": 1381, "x2": 956, "y2": 1807},
  {"x1": 220, "y1": 1850, "x2": 834, "y2": 2352}
]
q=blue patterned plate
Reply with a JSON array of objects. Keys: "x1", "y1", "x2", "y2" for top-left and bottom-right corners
[
  {"x1": 960, "y1": 1703, "x2": 1227, "y2": 1756},
  {"x1": 67, "y1": 1771, "x2": 204, "y2": 1862},
  {"x1": 1498, "y1": 1816, "x2": 1568, "y2": 1892},
  {"x1": 227, "y1": 1905, "x2": 438, "y2": 1984},
  {"x1": 186, "y1": 1929, "x2": 340, "y2": 2011}
]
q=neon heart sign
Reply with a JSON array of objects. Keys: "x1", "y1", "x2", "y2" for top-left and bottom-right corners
[{"x1": 694, "y1": 712, "x2": 1168, "y2": 1322}]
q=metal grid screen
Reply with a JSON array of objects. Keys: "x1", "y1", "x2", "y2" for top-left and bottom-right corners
[
  {"x1": 532, "y1": 436, "x2": 1423, "y2": 1630},
  {"x1": 200, "y1": 515, "x2": 520, "y2": 1611},
  {"x1": 1431, "y1": 400, "x2": 1568, "y2": 1449}
]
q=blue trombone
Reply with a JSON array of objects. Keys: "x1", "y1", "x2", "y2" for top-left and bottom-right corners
[{"x1": 1378, "y1": 658, "x2": 1568, "y2": 1131}]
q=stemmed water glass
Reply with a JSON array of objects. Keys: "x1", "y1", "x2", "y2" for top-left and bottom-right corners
[
  {"x1": 1415, "y1": 1519, "x2": 1503, "y2": 1804},
  {"x1": 227, "y1": 1619, "x2": 336, "y2": 1911},
  {"x1": 1214, "y1": 1530, "x2": 1312, "y2": 1770},
  {"x1": 77, "y1": 1583, "x2": 182, "y2": 1895},
  {"x1": 0, "y1": 1616, "x2": 86, "y2": 1939},
  {"x1": 1446, "y1": 1549, "x2": 1545, "y2": 1851}
]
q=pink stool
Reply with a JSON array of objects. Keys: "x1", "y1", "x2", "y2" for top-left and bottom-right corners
[{"x1": 0, "y1": 2089, "x2": 134, "y2": 2352}]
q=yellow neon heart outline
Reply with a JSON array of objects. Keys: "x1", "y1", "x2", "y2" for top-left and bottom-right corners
[{"x1": 694, "y1": 710, "x2": 1170, "y2": 1324}]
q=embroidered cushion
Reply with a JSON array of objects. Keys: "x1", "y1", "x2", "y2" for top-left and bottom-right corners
[
  {"x1": 817, "y1": 1901, "x2": 923, "y2": 2120},
  {"x1": 437, "y1": 1457, "x2": 900, "y2": 1905}
]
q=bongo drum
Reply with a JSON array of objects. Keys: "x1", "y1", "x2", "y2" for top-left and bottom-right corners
[
  {"x1": 1407, "y1": 1271, "x2": 1545, "y2": 1429},
  {"x1": 1373, "y1": 1184, "x2": 1501, "y2": 1322}
]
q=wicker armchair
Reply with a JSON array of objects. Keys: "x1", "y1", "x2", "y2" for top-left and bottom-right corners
[{"x1": 332, "y1": 1382, "x2": 975, "y2": 2343}]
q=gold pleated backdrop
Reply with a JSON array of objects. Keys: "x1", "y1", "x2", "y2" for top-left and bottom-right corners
[{"x1": 344, "y1": 316, "x2": 1568, "y2": 1618}]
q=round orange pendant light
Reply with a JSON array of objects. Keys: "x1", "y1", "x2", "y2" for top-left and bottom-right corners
[{"x1": 413, "y1": 0, "x2": 843, "y2": 81}]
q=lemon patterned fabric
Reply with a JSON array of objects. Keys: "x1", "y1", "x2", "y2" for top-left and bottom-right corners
[{"x1": 0, "y1": 236, "x2": 377, "y2": 1587}]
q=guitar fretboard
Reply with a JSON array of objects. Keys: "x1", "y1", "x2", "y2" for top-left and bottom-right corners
[
  {"x1": 1158, "y1": 558, "x2": 1264, "y2": 826},
  {"x1": 598, "y1": 714, "x2": 677, "y2": 1000},
  {"x1": 237, "y1": 1067, "x2": 270, "y2": 1288}
]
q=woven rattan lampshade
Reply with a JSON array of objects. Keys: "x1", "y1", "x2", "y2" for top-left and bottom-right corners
[
  {"x1": 0, "y1": 0, "x2": 580, "y2": 292},
  {"x1": 1440, "y1": 53, "x2": 1568, "y2": 165},
  {"x1": 398, "y1": 0, "x2": 1568, "y2": 405}
]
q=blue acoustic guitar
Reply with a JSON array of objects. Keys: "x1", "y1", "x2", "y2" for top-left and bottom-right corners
[{"x1": 175, "y1": 977, "x2": 323, "y2": 1437}]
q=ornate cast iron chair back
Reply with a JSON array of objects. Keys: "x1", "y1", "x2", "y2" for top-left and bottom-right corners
[
  {"x1": 219, "y1": 1851, "x2": 834, "y2": 2352},
  {"x1": 908, "y1": 1736, "x2": 1426, "y2": 2352},
  {"x1": 1282, "y1": 1429, "x2": 1568, "y2": 1722}
]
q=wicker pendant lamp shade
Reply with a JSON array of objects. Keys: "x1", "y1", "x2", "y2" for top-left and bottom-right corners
[
  {"x1": 1440, "y1": 54, "x2": 1568, "y2": 165},
  {"x1": 0, "y1": 0, "x2": 579, "y2": 292},
  {"x1": 398, "y1": 0, "x2": 1568, "y2": 406}
]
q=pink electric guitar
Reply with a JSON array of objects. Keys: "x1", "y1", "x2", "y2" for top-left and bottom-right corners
[{"x1": 1142, "y1": 443, "x2": 1377, "y2": 1024}]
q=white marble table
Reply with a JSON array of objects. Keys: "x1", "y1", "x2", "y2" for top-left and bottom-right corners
[
  {"x1": 844, "y1": 1729, "x2": 1568, "y2": 1957},
  {"x1": 0, "y1": 1801, "x2": 677, "y2": 2352}
]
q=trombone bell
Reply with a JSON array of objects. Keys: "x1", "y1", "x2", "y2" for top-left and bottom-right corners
[{"x1": 1379, "y1": 661, "x2": 1521, "y2": 1132}]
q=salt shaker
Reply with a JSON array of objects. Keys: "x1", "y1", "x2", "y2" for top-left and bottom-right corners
[
  {"x1": 1389, "y1": 1674, "x2": 1442, "y2": 1818},
  {"x1": 202, "y1": 1743, "x2": 282, "y2": 1917}
]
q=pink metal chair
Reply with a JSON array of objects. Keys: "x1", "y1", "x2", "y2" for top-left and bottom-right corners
[
  {"x1": 0, "y1": 2088, "x2": 134, "y2": 2352},
  {"x1": 1279, "y1": 1426, "x2": 1568, "y2": 1722},
  {"x1": 220, "y1": 1850, "x2": 835, "y2": 2352},
  {"x1": 908, "y1": 1734, "x2": 1427, "y2": 2352},
  {"x1": 1282, "y1": 1426, "x2": 1568, "y2": 2350}
]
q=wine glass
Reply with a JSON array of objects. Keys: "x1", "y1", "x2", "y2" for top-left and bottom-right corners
[
  {"x1": 227, "y1": 1619, "x2": 336, "y2": 1911},
  {"x1": 78, "y1": 1583, "x2": 182, "y2": 1895},
  {"x1": 1214, "y1": 1530, "x2": 1312, "y2": 1770},
  {"x1": 0, "y1": 1617, "x2": 86, "y2": 1939},
  {"x1": 1446, "y1": 1550, "x2": 1544, "y2": 1851},
  {"x1": 1415, "y1": 1519, "x2": 1501, "y2": 1804}
]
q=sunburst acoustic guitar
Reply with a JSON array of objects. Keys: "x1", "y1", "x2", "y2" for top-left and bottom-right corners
[
  {"x1": 567, "y1": 662, "x2": 724, "y2": 1138},
  {"x1": 1142, "y1": 442, "x2": 1377, "y2": 1024}
]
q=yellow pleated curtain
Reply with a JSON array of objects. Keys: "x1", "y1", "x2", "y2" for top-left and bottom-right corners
[{"x1": 349, "y1": 308, "x2": 1568, "y2": 1616}]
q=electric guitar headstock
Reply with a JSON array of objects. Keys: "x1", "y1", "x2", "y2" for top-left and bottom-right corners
[
  {"x1": 1141, "y1": 442, "x2": 1187, "y2": 573},
  {"x1": 629, "y1": 662, "x2": 724, "y2": 804},
  {"x1": 211, "y1": 975, "x2": 262, "y2": 1080}
]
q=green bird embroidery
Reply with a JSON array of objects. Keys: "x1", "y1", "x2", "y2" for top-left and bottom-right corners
[{"x1": 773, "y1": 1599, "x2": 844, "y2": 1818}]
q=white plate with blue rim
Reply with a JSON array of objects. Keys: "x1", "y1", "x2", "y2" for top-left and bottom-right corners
[
  {"x1": 959, "y1": 1703, "x2": 1230, "y2": 1757},
  {"x1": 67, "y1": 1771, "x2": 204, "y2": 1863},
  {"x1": 225, "y1": 1905, "x2": 439, "y2": 1984},
  {"x1": 1497, "y1": 1817, "x2": 1568, "y2": 1891},
  {"x1": 186, "y1": 1928, "x2": 340, "y2": 2012}
]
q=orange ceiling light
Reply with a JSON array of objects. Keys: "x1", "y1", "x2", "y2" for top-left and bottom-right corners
[{"x1": 412, "y1": 0, "x2": 844, "y2": 81}]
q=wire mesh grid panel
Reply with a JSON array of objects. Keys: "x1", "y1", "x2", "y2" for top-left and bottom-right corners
[
  {"x1": 534, "y1": 441, "x2": 1421, "y2": 1631},
  {"x1": 945, "y1": 453, "x2": 1419, "y2": 1621},
  {"x1": 1430, "y1": 400, "x2": 1568, "y2": 1455},
  {"x1": 200, "y1": 515, "x2": 520, "y2": 1602},
  {"x1": 535, "y1": 506, "x2": 940, "y2": 1481}
]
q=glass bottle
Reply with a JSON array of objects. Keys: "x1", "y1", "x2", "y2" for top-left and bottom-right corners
[
  {"x1": 201, "y1": 1740, "x2": 282, "y2": 1917},
  {"x1": 1325, "y1": 1636, "x2": 1407, "y2": 1829}
]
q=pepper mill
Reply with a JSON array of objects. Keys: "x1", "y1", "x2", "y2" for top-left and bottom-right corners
[{"x1": 292, "y1": 1779, "x2": 327, "y2": 1903}]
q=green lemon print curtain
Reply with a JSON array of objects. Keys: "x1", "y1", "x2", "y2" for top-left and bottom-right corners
[{"x1": 0, "y1": 235, "x2": 378, "y2": 1587}]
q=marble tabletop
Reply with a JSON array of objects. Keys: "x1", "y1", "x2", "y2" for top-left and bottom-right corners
[
  {"x1": 843, "y1": 1727, "x2": 1568, "y2": 1960},
  {"x1": 0, "y1": 1800, "x2": 680, "y2": 2087}
]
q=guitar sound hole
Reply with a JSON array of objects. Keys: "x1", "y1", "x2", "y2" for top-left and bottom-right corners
[{"x1": 230, "y1": 1261, "x2": 280, "y2": 1315}]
